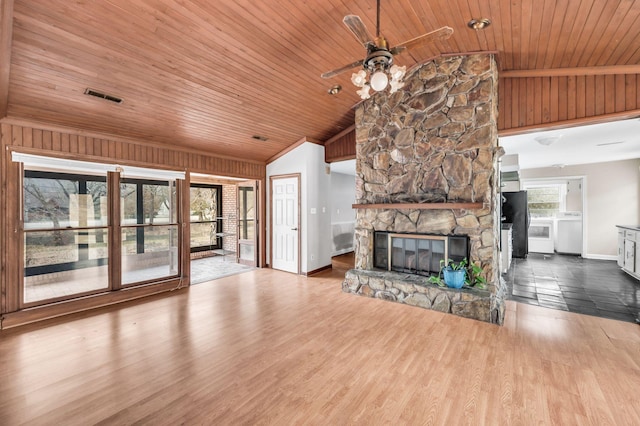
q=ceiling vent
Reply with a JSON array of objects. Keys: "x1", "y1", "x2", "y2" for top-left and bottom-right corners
[
  {"x1": 84, "y1": 88, "x2": 123, "y2": 104},
  {"x1": 596, "y1": 141, "x2": 624, "y2": 147}
]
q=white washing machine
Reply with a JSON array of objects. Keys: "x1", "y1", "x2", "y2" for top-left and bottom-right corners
[{"x1": 555, "y1": 212, "x2": 582, "y2": 254}]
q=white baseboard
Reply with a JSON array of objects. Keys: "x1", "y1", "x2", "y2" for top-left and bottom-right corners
[
  {"x1": 582, "y1": 253, "x2": 617, "y2": 261},
  {"x1": 332, "y1": 247, "x2": 354, "y2": 257}
]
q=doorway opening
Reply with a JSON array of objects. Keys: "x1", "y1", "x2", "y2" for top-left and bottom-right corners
[
  {"x1": 521, "y1": 176, "x2": 585, "y2": 257},
  {"x1": 190, "y1": 174, "x2": 259, "y2": 284}
]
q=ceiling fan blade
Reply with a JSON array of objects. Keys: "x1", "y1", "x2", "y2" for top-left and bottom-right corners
[
  {"x1": 321, "y1": 59, "x2": 365, "y2": 79},
  {"x1": 343, "y1": 15, "x2": 376, "y2": 49},
  {"x1": 390, "y1": 26, "x2": 454, "y2": 55}
]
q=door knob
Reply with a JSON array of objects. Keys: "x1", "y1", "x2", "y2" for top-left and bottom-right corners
[{"x1": 291, "y1": 227, "x2": 298, "y2": 231}]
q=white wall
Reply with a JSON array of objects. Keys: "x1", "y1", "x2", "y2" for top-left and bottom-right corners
[
  {"x1": 330, "y1": 172, "x2": 356, "y2": 255},
  {"x1": 266, "y1": 142, "x2": 331, "y2": 273},
  {"x1": 521, "y1": 158, "x2": 640, "y2": 258}
]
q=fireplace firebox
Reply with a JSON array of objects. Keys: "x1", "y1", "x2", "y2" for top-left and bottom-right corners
[{"x1": 374, "y1": 232, "x2": 469, "y2": 276}]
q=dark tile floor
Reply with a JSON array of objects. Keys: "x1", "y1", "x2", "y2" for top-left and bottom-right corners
[{"x1": 503, "y1": 253, "x2": 640, "y2": 323}]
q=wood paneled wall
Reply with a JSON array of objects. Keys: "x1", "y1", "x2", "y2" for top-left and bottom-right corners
[
  {"x1": 324, "y1": 125, "x2": 355, "y2": 163},
  {"x1": 498, "y1": 74, "x2": 640, "y2": 132},
  {"x1": 1, "y1": 121, "x2": 266, "y2": 179},
  {"x1": 0, "y1": 0, "x2": 13, "y2": 118}
]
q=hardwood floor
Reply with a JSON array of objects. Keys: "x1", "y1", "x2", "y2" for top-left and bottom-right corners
[
  {"x1": 331, "y1": 251, "x2": 355, "y2": 272},
  {"x1": 1, "y1": 268, "x2": 639, "y2": 425}
]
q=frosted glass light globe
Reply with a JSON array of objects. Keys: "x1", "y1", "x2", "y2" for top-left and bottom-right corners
[
  {"x1": 370, "y1": 71, "x2": 389, "y2": 91},
  {"x1": 351, "y1": 70, "x2": 367, "y2": 88},
  {"x1": 390, "y1": 64, "x2": 406, "y2": 81},
  {"x1": 356, "y1": 84, "x2": 371, "y2": 100}
]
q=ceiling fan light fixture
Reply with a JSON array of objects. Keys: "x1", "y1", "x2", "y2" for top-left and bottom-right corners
[
  {"x1": 324, "y1": 0, "x2": 452, "y2": 100},
  {"x1": 370, "y1": 70, "x2": 389, "y2": 91}
]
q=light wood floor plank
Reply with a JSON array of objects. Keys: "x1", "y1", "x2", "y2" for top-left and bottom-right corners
[{"x1": 1, "y1": 267, "x2": 639, "y2": 425}]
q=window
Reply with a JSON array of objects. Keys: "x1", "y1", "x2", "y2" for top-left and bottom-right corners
[
  {"x1": 238, "y1": 186, "x2": 255, "y2": 240},
  {"x1": 189, "y1": 184, "x2": 222, "y2": 252},
  {"x1": 525, "y1": 184, "x2": 566, "y2": 218},
  {"x1": 23, "y1": 171, "x2": 109, "y2": 304},
  {"x1": 16, "y1": 153, "x2": 186, "y2": 307},
  {"x1": 121, "y1": 178, "x2": 179, "y2": 285}
]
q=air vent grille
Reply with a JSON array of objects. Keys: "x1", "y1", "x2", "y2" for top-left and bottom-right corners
[{"x1": 84, "y1": 88, "x2": 123, "y2": 104}]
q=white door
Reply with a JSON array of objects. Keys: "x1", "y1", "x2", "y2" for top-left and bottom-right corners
[{"x1": 272, "y1": 176, "x2": 299, "y2": 273}]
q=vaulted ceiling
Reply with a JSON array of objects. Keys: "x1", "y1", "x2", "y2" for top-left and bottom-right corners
[{"x1": 1, "y1": 0, "x2": 639, "y2": 163}]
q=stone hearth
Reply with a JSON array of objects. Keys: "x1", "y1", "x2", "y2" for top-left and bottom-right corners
[
  {"x1": 343, "y1": 269, "x2": 494, "y2": 322},
  {"x1": 343, "y1": 53, "x2": 506, "y2": 324}
]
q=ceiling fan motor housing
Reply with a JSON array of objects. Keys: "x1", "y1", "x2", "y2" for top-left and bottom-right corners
[{"x1": 364, "y1": 48, "x2": 393, "y2": 73}]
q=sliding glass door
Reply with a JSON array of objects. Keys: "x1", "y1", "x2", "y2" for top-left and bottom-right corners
[
  {"x1": 120, "y1": 178, "x2": 179, "y2": 285},
  {"x1": 20, "y1": 158, "x2": 183, "y2": 307}
]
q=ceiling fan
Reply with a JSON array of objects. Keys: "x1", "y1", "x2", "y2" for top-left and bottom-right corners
[{"x1": 321, "y1": 0, "x2": 453, "y2": 99}]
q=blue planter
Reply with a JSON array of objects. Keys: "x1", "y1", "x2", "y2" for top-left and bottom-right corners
[{"x1": 443, "y1": 268, "x2": 466, "y2": 289}]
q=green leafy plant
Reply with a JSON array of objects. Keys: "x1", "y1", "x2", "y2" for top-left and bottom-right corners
[
  {"x1": 427, "y1": 275, "x2": 445, "y2": 286},
  {"x1": 441, "y1": 258, "x2": 468, "y2": 271},
  {"x1": 466, "y1": 261, "x2": 487, "y2": 289}
]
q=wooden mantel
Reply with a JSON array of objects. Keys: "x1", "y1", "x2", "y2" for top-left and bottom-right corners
[{"x1": 352, "y1": 202, "x2": 485, "y2": 210}]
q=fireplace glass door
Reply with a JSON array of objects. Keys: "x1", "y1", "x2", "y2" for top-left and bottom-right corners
[
  {"x1": 374, "y1": 232, "x2": 468, "y2": 276},
  {"x1": 390, "y1": 235, "x2": 447, "y2": 275}
]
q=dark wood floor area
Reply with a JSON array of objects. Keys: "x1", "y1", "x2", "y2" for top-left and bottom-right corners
[{"x1": 1, "y1": 267, "x2": 639, "y2": 424}]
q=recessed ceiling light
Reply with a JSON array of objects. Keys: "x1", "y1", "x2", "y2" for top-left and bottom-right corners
[
  {"x1": 328, "y1": 85, "x2": 342, "y2": 95},
  {"x1": 251, "y1": 135, "x2": 269, "y2": 142},
  {"x1": 467, "y1": 18, "x2": 491, "y2": 30}
]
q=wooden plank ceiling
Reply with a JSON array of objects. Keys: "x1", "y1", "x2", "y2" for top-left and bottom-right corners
[{"x1": 3, "y1": 0, "x2": 640, "y2": 163}]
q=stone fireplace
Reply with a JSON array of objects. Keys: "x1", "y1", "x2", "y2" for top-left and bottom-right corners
[{"x1": 342, "y1": 53, "x2": 506, "y2": 324}]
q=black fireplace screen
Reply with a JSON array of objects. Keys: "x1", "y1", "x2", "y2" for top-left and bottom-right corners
[{"x1": 374, "y1": 232, "x2": 468, "y2": 276}]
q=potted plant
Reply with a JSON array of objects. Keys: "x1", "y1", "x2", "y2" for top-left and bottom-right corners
[{"x1": 441, "y1": 258, "x2": 467, "y2": 289}]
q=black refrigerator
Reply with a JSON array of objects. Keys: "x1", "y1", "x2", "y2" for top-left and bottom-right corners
[{"x1": 502, "y1": 191, "x2": 529, "y2": 258}]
